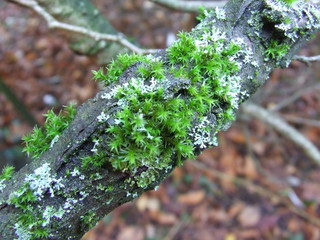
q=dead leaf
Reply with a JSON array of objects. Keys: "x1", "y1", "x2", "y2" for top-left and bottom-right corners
[
  {"x1": 224, "y1": 233, "x2": 236, "y2": 240},
  {"x1": 301, "y1": 182, "x2": 320, "y2": 201},
  {"x1": 116, "y1": 226, "x2": 144, "y2": 240},
  {"x1": 136, "y1": 195, "x2": 160, "y2": 212},
  {"x1": 149, "y1": 210, "x2": 178, "y2": 225},
  {"x1": 238, "y1": 206, "x2": 261, "y2": 227},
  {"x1": 228, "y1": 202, "x2": 245, "y2": 218},
  {"x1": 243, "y1": 156, "x2": 258, "y2": 179},
  {"x1": 177, "y1": 190, "x2": 205, "y2": 205}
]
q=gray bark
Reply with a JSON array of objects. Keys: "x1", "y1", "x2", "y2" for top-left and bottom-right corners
[{"x1": 1, "y1": 0, "x2": 319, "y2": 239}]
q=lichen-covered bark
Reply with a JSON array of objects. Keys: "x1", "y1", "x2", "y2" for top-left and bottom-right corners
[{"x1": 0, "y1": 1, "x2": 319, "y2": 239}]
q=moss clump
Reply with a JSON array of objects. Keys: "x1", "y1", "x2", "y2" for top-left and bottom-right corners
[
  {"x1": 91, "y1": 27, "x2": 245, "y2": 188},
  {"x1": 278, "y1": 0, "x2": 297, "y2": 6},
  {"x1": 22, "y1": 104, "x2": 77, "y2": 159},
  {"x1": 92, "y1": 53, "x2": 149, "y2": 86},
  {"x1": 0, "y1": 165, "x2": 15, "y2": 180},
  {"x1": 0, "y1": 165, "x2": 15, "y2": 193},
  {"x1": 264, "y1": 39, "x2": 290, "y2": 61}
]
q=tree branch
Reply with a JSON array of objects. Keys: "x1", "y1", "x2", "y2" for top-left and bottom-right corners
[
  {"x1": 1, "y1": 0, "x2": 319, "y2": 239},
  {"x1": 294, "y1": 54, "x2": 320, "y2": 65},
  {"x1": 241, "y1": 102, "x2": 320, "y2": 165},
  {"x1": 149, "y1": 0, "x2": 228, "y2": 12},
  {"x1": 7, "y1": 0, "x2": 158, "y2": 55}
]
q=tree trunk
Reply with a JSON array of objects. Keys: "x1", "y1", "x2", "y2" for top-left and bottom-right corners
[{"x1": 1, "y1": 0, "x2": 319, "y2": 239}]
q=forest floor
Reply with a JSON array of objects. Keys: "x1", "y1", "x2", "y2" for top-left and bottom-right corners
[{"x1": 1, "y1": 1, "x2": 320, "y2": 240}]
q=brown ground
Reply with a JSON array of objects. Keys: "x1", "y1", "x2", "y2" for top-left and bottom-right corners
[{"x1": 1, "y1": 1, "x2": 320, "y2": 240}]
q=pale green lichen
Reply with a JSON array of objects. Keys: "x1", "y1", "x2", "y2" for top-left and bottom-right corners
[{"x1": 8, "y1": 163, "x2": 65, "y2": 239}]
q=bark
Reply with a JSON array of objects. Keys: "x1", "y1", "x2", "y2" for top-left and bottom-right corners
[{"x1": 1, "y1": 0, "x2": 319, "y2": 239}]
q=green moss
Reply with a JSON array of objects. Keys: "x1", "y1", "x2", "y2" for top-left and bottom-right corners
[
  {"x1": 10, "y1": 184, "x2": 50, "y2": 239},
  {"x1": 90, "y1": 28, "x2": 244, "y2": 189},
  {"x1": 0, "y1": 165, "x2": 15, "y2": 180},
  {"x1": 264, "y1": 40, "x2": 290, "y2": 61},
  {"x1": 278, "y1": 0, "x2": 297, "y2": 6},
  {"x1": 22, "y1": 104, "x2": 77, "y2": 159},
  {"x1": 93, "y1": 53, "x2": 149, "y2": 86},
  {"x1": 8, "y1": 163, "x2": 65, "y2": 239},
  {"x1": 80, "y1": 212, "x2": 100, "y2": 231}
]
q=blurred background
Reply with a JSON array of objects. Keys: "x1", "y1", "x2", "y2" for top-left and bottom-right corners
[{"x1": 0, "y1": 0, "x2": 320, "y2": 239}]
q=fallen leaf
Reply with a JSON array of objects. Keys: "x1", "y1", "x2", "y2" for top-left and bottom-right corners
[
  {"x1": 177, "y1": 190, "x2": 205, "y2": 205},
  {"x1": 242, "y1": 156, "x2": 258, "y2": 179},
  {"x1": 117, "y1": 226, "x2": 144, "y2": 240},
  {"x1": 238, "y1": 206, "x2": 261, "y2": 227},
  {"x1": 224, "y1": 233, "x2": 236, "y2": 240},
  {"x1": 149, "y1": 210, "x2": 178, "y2": 225},
  {"x1": 136, "y1": 195, "x2": 160, "y2": 212}
]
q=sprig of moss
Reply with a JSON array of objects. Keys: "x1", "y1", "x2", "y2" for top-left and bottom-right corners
[
  {"x1": 22, "y1": 104, "x2": 77, "y2": 159},
  {"x1": 0, "y1": 165, "x2": 15, "y2": 180},
  {"x1": 264, "y1": 40, "x2": 290, "y2": 61},
  {"x1": 278, "y1": 0, "x2": 297, "y2": 6},
  {"x1": 93, "y1": 53, "x2": 149, "y2": 86},
  {"x1": 90, "y1": 28, "x2": 244, "y2": 188}
]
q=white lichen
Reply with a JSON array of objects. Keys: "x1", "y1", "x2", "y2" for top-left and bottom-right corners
[
  {"x1": 14, "y1": 222, "x2": 31, "y2": 240},
  {"x1": 20, "y1": 163, "x2": 64, "y2": 199},
  {"x1": 97, "y1": 112, "x2": 110, "y2": 123},
  {"x1": 49, "y1": 135, "x2": 60, "y2": 148},
  {"x1": 42, "y1": 206, "x2": 65, "y2": 226}
]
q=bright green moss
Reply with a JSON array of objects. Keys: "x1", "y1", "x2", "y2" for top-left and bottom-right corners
[
  {"x1": 80, "y1": 212, "x2": 100, "y2": 231},
  {"x1": 22, "y1": 104, "x2": 77, "y2": 159},
  {"x1": 93, "y1": 53, "x2": 149, "y2": 86},
  {"x1": 91, "y1": 29, "x2": 244, "y2": 188},
  {"x1": 278, "y1": 0, "x2": 297, "y2": 5},
  {"x1": 0, "y1": 165, "x2": 15, "y2": 180},
  {"x1": 264, "y1": 40, "x2": 290, "y2": 61},
  {"x1": 137, "y1": 60, "x2": 166, "y2": 79}
]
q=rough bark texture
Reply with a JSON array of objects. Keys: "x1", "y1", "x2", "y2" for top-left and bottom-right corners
[{"x1": 0, "y1": 0, "x2": 319, "y2": 239}]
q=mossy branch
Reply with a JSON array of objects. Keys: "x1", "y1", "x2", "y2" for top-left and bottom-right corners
[{"x1": 0, "y1": 0, "x2": 319, "y2": 239}]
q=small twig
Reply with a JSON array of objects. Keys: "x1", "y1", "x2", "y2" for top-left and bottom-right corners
[
  {"x1": 149, "y1": 0, "x2": 227, "y2": 12},
  {"x1": 9, "y1": 0, "x2": 159, "y2": 55},
  {"x1": 294, "y1": 55, "x2": 320, "y2": 65},
  {"x1": 281, "y1": 114, "x2": 320, "y2": 128},
  {"x1": 241, "y1": 103, "x2": 320, "y2": 166},
  {"x1": 190, "y1": 160, "x2": 320, "y2": 227},
  {"x1": 270, "y1": 83, "x2": 320, "y2": 112}
]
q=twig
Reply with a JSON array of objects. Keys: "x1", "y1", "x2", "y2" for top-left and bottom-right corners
[
  {"x1": 241, "y1": 103, "x2": 320, "y2": 166},
  {"x1": 149, "y1": 0, "x2": 227, "y2": 12},
  {"x1": 269, "y1": 83, "x2": 320, "y2": 112},
  {"x1": 281, "y1": 115, "x2": 320, "y2": 128},
  {"x1": 8, "y1": 0, "x2": 159, "y2": 55},
  {"x1": 294, "y1": 55, "x2": 320, "y2": 65},
  {"x1": 189, "y1": 160, "x2": 320, "y2": 227}
]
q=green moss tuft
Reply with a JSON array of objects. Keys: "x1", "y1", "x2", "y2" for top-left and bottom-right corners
[
  {"x1": 0, "y1": 165, "x2": 15, "y2": 180},
  {"x1": 22, "y1": 104, "x2": 77, "y2": 159},
  {"x1": 264, "y1": 40, "x2": 290, "y2": 61},
  {"x1": 93, "y1": 53, "x2": 149, "y2": 86},
  {"x1": 89, "y1": 28, "x2": 245, "y2": 189}
]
